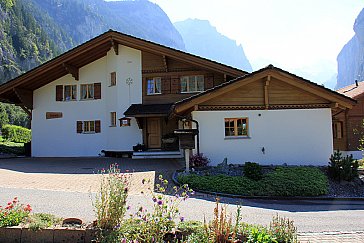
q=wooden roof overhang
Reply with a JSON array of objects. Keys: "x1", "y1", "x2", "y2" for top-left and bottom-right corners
[
  {"x1": 174, "y1": 65, "x2": 357, "y2": 115},
  {"x1": 0, "y1": 30, "x2": 247, "y2": 110}
]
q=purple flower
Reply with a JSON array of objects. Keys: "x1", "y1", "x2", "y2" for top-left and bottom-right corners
[
  {"x1": 180, "y1": 216, "x2": 185, "y2": 222},
  {"x1": 127, "y1": 205, "x2": 131, "y2": 210},
  {"x1": 157, "y1": 200, "x2": 163, "y2": 205},
  {"x1": 152, "y1": 197, "x2": 157, "y2": 202}
]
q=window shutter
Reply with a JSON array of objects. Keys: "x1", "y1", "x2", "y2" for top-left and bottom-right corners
[
  {"x1": 110, "y1": 72, "x2": 116, "y2": 86},
  {"x1": 205, "y1": 76, "x2": 214, "y2": 90},
  {"x1": 76, "y1": 121, "x2": 83, "y2": 133},
  {"x1": 161, "y1": 76, "x2": 171, "y2": 94},
  {"x1": 170, "y1": 76, "x2": 180, "y2": 94},
  {"x1": 95, "y1": 120, "x2": 101, "y2": 133},
  {"x1": 56, "y1": 85, "x2": 63, "y2": 101},
  {"x1": 94, "y1": 83, "x2": 101, "y2": 99}
]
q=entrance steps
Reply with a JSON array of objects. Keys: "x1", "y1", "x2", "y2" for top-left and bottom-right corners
[{"x1": 132, "y1": 150, "x2": 183, "y2": 159}]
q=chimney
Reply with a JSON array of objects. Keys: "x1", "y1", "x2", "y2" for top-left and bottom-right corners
[{"x1": 355, "y1": 80, "x2": 359, "y2": 87}]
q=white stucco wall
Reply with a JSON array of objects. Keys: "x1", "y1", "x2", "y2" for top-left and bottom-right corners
[
  {"x1": 192, "y1": 108, "x2": 333, "y2": 166},
  {"x1": 32, "y1": 45, "x2": 143, "y2": 157}
]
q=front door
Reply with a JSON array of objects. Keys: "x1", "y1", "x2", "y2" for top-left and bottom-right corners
[{"x1": 147, "y1": 118, "x2": 161, "y2": 148}]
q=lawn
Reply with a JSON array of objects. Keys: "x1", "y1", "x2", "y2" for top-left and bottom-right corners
[{"x1": 177, "y1": 166, "x2": 329, "y2": 197}]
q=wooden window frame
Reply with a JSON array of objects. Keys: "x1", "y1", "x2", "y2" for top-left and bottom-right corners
[
  {"x1": 63, "y1": 85, "x2": 77, "y2": 101},
  {"x1": 83, "y1": 121, "x2": 95, "y2": 133},
  {"x1": 110, "y1": 72, "x2": 116, "y2": 86},
  {"x1": 333, "y1": 121, "x2": 343, "y2": 139},
  {"x1": 180, "y1": 75, "x2": 204, "y2": 93},
  {"x1": 224, "y1": 118, "x2": 249, "y2": 137},
  {"x1": 80, "y1": 84, "x2": 94, "y2": 100},
  {"x1": 110, "y1": 112, "x2": 117, "y2": 127},
  {"x1": 147, "y1": 77, "x2": 162, "y2": 95}
]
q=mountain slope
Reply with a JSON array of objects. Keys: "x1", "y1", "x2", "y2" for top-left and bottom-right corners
[
  {"x1": 337, "y1": 8, "x2": 364, "y2": 89},
  {"x1": 31, "y1": 0, "x2": 185, "y2": 50},
  {"x1": 174, "y1": 19, "x2": 252, "y2": 72}
]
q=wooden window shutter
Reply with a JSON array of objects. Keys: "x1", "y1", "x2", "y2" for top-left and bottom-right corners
[
  {"x1": 161, "y1": 76, "x2": 171, "y2": 94},
  {"x1": 56, "y1": 85, "x2": 63, "y2": 101},
  {"x1": 95, "y1": 120, "x2": 101, "y2": 133},
  {"x1": 76, "y1": 121, "x2": 83, "y2": 133},
  {"x1": 170, "y1": 76, "x2": 180, "y2": 94},
  {"x1": 205, "y1": 76, "x2": 214, "y2": 90},
  {"x1": 94, "y1": 83, "x2": 101, "y2": 99}
]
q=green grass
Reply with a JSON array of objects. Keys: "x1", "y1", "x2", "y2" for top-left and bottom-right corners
[
  {"x1": 178, "y1": 167, "x2": 329, "y2": 197},
  {"x1": 0, "y1": 135, "x2": 25, "y2": 155}
]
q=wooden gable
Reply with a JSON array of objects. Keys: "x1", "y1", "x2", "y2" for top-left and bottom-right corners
[{"x1": 174, "y1": 66, "x2": 356, "y2": 114}]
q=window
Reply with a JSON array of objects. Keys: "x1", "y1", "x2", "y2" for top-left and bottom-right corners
[
  {"x1": 64, "y1": 85, "x2": 77, "y2": 101},
  {"x1": 147, "y1": 77, "x2": 161, "y2": 95},
  {"x1": 110, "y1": 72, "x2": 116, "y2": 86},
  {"x1": 77, "y1": 120, "x2": 101, "y2": 133},
  {"x1": 110, "y1": 112, "x2": 116, "y2": 127},
  {"x1": 224, "y1": 118, "x2": 248, "y2": 137},
  {"x1": 333, "y1": 121, "x2": 343, "y2": 139},
  {"x1": 180, "y1": 75, "x2": 204, "y2": 93},
  {"x1": 81, "y1": 84, "x2": 94, "y2": 100},
  {"x1": 84, "y1": 121, "x2": 95, "y2": 133}
]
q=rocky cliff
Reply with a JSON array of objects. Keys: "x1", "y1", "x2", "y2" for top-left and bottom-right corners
[
  {"x1": 174, "y1": 19, "x2": 252, "y2": 72},
  {"x1": 337, "y1": 8, "x2": 364, "y2": 89}
]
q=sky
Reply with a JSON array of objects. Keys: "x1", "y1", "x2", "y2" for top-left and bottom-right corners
[{"x1": 146, "y1": 0, "x2": 363, "y2": 85}]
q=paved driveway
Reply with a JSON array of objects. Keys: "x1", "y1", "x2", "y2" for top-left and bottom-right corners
[{"x1": 0, "y1": 157, "x2": 183, "y2": 194}]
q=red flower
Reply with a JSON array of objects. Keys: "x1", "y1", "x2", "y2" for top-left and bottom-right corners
[{"x1": 24, "y1": 204, "x2": 32, "y2": 212}]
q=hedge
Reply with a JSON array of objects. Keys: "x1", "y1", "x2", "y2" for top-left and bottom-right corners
[{"x1": 1, "y1": 124, "x2": 31, "y2": 143}]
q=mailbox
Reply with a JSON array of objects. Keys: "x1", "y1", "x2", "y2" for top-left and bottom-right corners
[{"x1": 174, "y1": 129, "x2": 198, "y2": 149}]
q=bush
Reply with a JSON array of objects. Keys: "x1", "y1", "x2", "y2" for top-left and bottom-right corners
[
  {"x1": 328, "y1": 151, "x2": 359, "y2": 181},
  {"x1": 269, "y1": 215, "x2": 298, "y2": 242},
  {"x1": 28, "y1": 213, "x2": 62, "y2": 231},
  {"x1": 189, "y1": 153, "x2": 210, "y2": 168},
  {"x1": 178, "y1": 166, "x2": 328, "y2": 197},
  {"x1": 1, "y1": 124, "x2": 31, "y2": 143},
  {"x1": 93, "y1": 163, "x2": 129, "y2": 231},
  {"x1": 244, "y1": 162, "x2": 263, "y2": 180}
]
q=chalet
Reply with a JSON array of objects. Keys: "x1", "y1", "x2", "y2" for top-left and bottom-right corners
[
  {"x1": 334, "y1": 81, "x2": 364, "y2": 159},
  {"x1": 0, "y1": 30, "x2": 356, "y2": 165}
]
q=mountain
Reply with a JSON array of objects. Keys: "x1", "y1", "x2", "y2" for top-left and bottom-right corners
[
  {"x1": 336, "y1": 8, "x2": 364, "y2": 89},
  {"x1": 174, "y1": 19, "x2": 252, "y2": 72},
  {"x1": 0, "y1": 0, "x2": 62, "y2": 82},
  {"x1": 31, "y1": 0, "x2": 185, "y2": 50}
]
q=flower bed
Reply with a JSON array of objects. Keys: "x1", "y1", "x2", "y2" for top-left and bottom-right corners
[{"x1": 177, "y1": 166, "x2": 329, "y2": 197}]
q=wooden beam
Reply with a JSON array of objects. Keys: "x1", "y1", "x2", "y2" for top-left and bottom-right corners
[
  {"x1": 14, "y1": 88, "x2": 33, "y2": 110},
  {"x1": 111, "y1": 39, "x2": 119, "y2": 55},
  {"x1": 330, "y1": 102, "x2": 339, "y2": 108},
  {"x1": 63, "y1": 63, "x2": 79, "y2": 81},
  {"x1": 162, "y1": 55, "x2": 168, "y2": 72},
  {"x1": 19, "y1": 104, "x2": 32, "y2": 118},
  {"x1": 264, "y1": 75, "x2": 271, "y2": 109}
]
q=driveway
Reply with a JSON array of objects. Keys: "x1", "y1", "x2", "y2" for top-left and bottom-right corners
[
  {"x1": 0, "y1": 157, "x2": 182, "y2": 193},
  {"x1": 0, "y1": 157, "x2": 363, "y2": 242}
]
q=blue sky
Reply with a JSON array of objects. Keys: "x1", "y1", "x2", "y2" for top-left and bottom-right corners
[{"x1": 109, "y1": 0, "x2": 363, "y2": 84}]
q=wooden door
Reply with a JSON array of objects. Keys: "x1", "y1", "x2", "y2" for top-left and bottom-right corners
[{"x1": 147, "y1": 118, "x2": 161, "y2": 148}]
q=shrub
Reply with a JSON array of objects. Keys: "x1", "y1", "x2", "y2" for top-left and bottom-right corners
[
  {"x1": 93, "y1": 163, "x2": 129, "y2": 231},
  {"x1": 190, "y1": 153, "x2": 210, "y2": 168},
  {"x1": 1, "y1": 124, "x2": 31, "y2": 143},
  {"x1": 244, "y1": 162, "x2": 263, "y2": 180},
  {"x1": 269, "y1": 214, "x2": 298, "y2": 243},
  {"x1": 247, "y1": 227, "x2": 277, "y2": 243},
  {"x1": 178, "y1": 166, "x2": 328, "y2": 197},
  {"x1": 28, "y1": 213, "x2": 62, "y2": 231},
  {"x1": 0, "y1": 197, "x2": 32, "y2": 227},
  {"x1": 328, "y1": 151, "x2": 359, "y2": 181}
]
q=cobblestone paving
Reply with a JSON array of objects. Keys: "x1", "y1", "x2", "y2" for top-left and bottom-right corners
[{"x1": 298, "y1": 231, "x2": 364, "y2": 242}]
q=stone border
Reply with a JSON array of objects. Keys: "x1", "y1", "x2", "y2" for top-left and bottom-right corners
[
  {"x1": 172, "y1": 170, "x2": 364, "y2": 201},
  {"x1": 0, "y1": 226, "x2": 97, "y2": 242}
]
